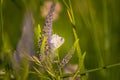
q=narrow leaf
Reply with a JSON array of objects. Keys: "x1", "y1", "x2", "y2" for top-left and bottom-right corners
[{"x1": 72, "y1": 52, "x2": 86, "y2": 80}]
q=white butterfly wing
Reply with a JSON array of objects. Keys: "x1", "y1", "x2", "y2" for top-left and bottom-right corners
[{"x1": 50, "y1": 34, "x2": 64, "y2": 50}]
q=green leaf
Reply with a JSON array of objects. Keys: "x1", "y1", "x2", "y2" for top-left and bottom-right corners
[
  {"x1": 35, "y1": 24, "x2": 41, "y2": 40},
  {"x1": 33, "y1": 67, "x2": 51, "y2": 80},
  {"x1": 72, "y1": 52, "x2": 86, "y2": 80}
]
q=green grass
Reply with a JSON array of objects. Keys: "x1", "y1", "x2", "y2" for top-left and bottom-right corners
[{"x1": 0, "y1": 0, "x2": 120, "y2": 80}]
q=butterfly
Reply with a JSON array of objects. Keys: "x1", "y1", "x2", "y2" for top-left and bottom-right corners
[{"x1": 50, "y1": 34, "x2": 64, "y2": 51}]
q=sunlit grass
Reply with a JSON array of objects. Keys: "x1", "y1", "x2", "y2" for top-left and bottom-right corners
[{"x1": 0, "y1": 0, "x2": 120, "y2": 80}]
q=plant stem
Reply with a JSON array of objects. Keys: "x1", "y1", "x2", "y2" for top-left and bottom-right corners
[
  {"x1": 1, "y1": 0, "x2": 3, "y2": 41},
  {"x1": 61, "y1": 62, "x2": 120, "y2": 78}
]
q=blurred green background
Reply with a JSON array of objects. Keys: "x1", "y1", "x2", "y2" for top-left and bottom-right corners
[{"x1": 0, "y1": 0, "x2": 120, "y2": 80}]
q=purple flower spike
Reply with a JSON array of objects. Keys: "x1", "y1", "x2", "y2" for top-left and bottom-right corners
[{"x1": 42, "y1": 2, "x2": 56, "y2": 55}]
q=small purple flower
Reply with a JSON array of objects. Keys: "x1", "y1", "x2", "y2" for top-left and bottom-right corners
[
  {"x1": 39, "y1": 2, "x2": 64, "y2": 61},
  {"x1": 42, "y1": 2, "x2": 56, "y2": 55}
]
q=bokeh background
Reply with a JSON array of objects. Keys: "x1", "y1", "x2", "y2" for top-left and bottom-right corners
[{"x1": 0, "y1": 0, "x2": 120, "y2": 80}]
